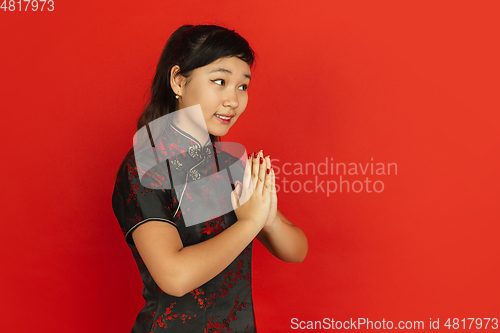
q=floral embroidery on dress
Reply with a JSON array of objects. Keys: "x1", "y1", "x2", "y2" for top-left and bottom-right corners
[
  {"x1": 188, "y1": 144, "x2": 214, "y2": 161},
  {"x1": 188, "y1": 168, "x2": 201, "y2": 181},
  {"x1": 170, "y1": 158, "x2": 183, "y2": 171},
  {"x1": 188, "y1": 144, "x2": 202, "y2": 159}
]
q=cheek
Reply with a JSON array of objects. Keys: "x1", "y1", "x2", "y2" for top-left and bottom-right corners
[
  {"x1": 186, "y1": 82, "x2": 208, "y2": 103},
  {"x1": 237, "y1": 97, "x2": 248, "y2": 113},
  {"x1": 234, "y1": 113, "x2": 242, "y2": 121},
  {"x1": 240, "y1": 99, "x2": 249, "y2": 111},
  {"x1": 202, "y1": 94, "x2": 220, "y2": 114}
]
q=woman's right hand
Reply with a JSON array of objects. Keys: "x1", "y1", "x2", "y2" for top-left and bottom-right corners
[{"x1": 231, "y1": 150, "x2": 274, "y2": 228}]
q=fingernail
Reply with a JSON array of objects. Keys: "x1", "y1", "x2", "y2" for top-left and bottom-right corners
[
  {"x1": 267, "y1": 168, "x2": 270, "y2": 174},
  {"x1": 260, "y1": 157, "x2": 263, "y2": 164},
  {"x1": 248, "y1": 153, "x2": 251, "y2": 159},
  {"x1": 254, "y1": 152, "x2": 258, "y2": 158}
]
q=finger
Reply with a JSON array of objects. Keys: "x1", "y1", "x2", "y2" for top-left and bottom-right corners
[
  {"x1": 251, "y1": 151, "x2": 259, "y2": 190},
  {"x1": 265, "y1": 155, "x2": 271, "y2": 170},
  {"x1": 262, "y1": 156, "x2": 272, "y2": 195},
  {"x1": 231, "y1": 185, "x2": 241, "y2": 209},
  {"x1": 256, "y1": 151, "x2": 267, "y2": 195},
  {"x1": 239, "y1": 155, "x2": 252, "y2": 206},
  {"x1": 271, "y1": 167, "x2": 277, "y2": 203},
  {"x1": 235, "y1": 180, "x2": 242, "y2": 197},
  {"x1": 242, "y1": 153, "x2": 252, "y2": 190}
]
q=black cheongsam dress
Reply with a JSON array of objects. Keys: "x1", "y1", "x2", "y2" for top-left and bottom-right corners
[{"x1": 111, "y1": 120, "x2": 256, "y2": 332}]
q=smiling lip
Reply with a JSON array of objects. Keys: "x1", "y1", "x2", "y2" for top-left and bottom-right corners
[{"x1": 214, "y1": 114, "x2": 234, "y2": 124}]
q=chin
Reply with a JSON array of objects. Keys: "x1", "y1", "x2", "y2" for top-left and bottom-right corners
[
  {"x1": 208, "y1": 120, "x2": 235, "y2": 137},
  {"x1": 211, "y1": 129, "x2": 230, "y2": 137}
]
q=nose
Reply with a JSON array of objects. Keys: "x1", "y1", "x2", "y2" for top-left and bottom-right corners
[{"x1": 222, "y1": 89, "x2": 239, "y2": 109}]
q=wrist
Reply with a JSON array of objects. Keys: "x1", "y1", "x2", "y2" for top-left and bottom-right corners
[
  {"x1": 238, "y1": 217, "x2": 265, "y2": 233},
  {"x1": 262, "y1": 216, "x2": 280, "y2": 233}
]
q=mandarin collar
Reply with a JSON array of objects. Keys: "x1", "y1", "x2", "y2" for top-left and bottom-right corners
[
  {"x1": 169, "y1": 120, "x2": 211, "y2": 148},
  {"x1": 161, "y1": 118, "x2": 215, "y2": 174}
]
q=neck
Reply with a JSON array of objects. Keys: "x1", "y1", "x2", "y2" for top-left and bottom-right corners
[{"x1": 172, "y1": 113, "x2": 209, "y2": 146}]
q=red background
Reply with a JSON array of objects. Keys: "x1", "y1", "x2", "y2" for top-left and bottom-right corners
[{"x1": 1, "y1": 1, "x2": 499, "y2": 331}]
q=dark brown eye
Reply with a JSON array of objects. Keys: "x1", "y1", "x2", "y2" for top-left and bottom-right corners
[{"x1": 212, "y1": 79, "x2": 224, "y2": 86}]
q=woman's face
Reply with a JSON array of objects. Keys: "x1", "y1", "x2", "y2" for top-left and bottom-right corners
[{"x1": 171, "y1": 56, "x2": 251, "y2": 138}]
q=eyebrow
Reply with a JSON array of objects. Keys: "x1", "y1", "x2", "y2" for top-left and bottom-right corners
[{"x1": 208, "y1": 67, "x2": 251, "y2": 80}]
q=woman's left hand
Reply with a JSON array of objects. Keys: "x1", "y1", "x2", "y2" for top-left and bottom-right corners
[
  {"x1": 243, "y1": 151, "x2": 278, "y2": 228},
  {"x1": 261, "y1": 153, "x2": 278, "y2": 228}
]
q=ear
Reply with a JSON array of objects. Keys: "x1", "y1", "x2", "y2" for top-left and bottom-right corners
[{"x1": 170, "y1": 65, "x2": 186, "y2": 96}]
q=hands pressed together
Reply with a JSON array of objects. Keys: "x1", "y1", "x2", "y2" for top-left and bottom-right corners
[{"x1": 231, "y1": 150, "x2": 278, "y2": 229}]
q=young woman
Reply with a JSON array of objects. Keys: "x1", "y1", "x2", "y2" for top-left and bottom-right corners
[{"x1": 112, "y1": 24, "x2": 308, "y2": 332}]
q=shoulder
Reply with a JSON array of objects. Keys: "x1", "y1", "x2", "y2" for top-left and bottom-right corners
[
  {"x1": 111, "y1": 148, "x2": 174, "y2": 207},
  {"x1": 115, "y1": 148, "x2": 168, "y2": 189},
  {"x1": 112, "y1": 150, "x2": 139, "y2": 190},
  {"x1": 112, "y1": 149, "x2": 156, "y2": 202}
]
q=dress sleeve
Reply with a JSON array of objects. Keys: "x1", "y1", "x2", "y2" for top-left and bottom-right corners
[{"x1": 111, "y1": 153, "x2": 177, "y2": 247}]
